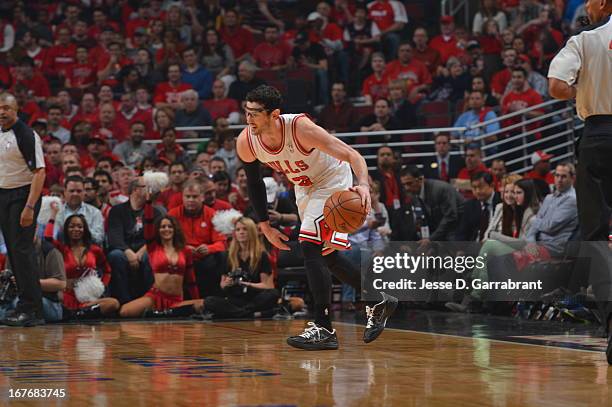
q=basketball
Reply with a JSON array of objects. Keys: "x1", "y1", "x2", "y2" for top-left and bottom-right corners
[{"x1": 323, "y1": 190, "x2": 367, "y2": 233}]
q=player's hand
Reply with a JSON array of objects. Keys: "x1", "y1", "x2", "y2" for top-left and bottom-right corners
[
  {"x1": 349, "y1": 184, "x2": 371, "y2": 214},
  {"x1": 20, "y1": 207, "x2": 34, "y2": 227},
  {"x1": 260, "y1": 222, "x2": 290, "y2": 250}
]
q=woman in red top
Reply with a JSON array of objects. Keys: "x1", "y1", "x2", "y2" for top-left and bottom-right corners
[
  {"x1": 119, "y1": 191, "x2": 202, "y2": 318},
  {"x1": 47, "y1": 204, "x2": 120, "y2": 318}
]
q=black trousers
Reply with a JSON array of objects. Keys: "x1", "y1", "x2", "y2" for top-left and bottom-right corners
[
  {"x1": 204, "y1": 289, "x2": 280, "y2": 319},
  {"x1": 194, "y1": 253, "x2": 223, "y2": 298},
  {"x1": 576, "y1": 116, "x2": 612, "y2": 324},
  {"x1": 0, "y1": 185, "x2": 42, "y2": 314}
]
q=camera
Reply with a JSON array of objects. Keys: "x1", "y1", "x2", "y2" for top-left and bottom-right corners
[
  {"x1": 0, "y1": 269, "x2": 18, "y2": 304},
  {"x1": 227, "y1": 268, "x2": 251, "y2": 285}
]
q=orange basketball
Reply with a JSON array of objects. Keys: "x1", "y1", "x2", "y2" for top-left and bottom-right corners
[{"x1": 323, "y1": 190, "x2": 367, "y2": 234}]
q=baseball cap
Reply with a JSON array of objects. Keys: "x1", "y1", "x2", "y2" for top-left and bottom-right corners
[
  {"x1": 263, "y1": 177, "x2": 279, "y2": 203},
  {"x1": 531, "y1": 150, "x2": 553, "y2": 165},
  {"x1": 440, "y1": 15, "x2": 454, "y2": 24},
  {"x1": 466, "y1": 40, "x2": 481, "y2": 51}
]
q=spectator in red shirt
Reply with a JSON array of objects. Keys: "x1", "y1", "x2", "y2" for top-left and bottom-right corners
[
  {"x1": 97, "y1": 41, "x2": 132, "y2": 87},
  {"x1": 95, "y1": 102, "x2": 122, "y2": 143},
  {"x1": 205, "y1": 175, "x2": 233, "y2": 211},
  {"x1": 524, "y1": 151, "x2": 554, "y2": 186},
  {"x1": 343, "y1": 5, "x2": 382, "y2": 71},
  {"x1": 13, "y1": 84, "x2": 43, "y2": 124},
  {"x1": 98, "y1": 84, "x2": 120, "y2": 110},
  {"x1": 125, "y1": 2, "x2": 150, "y2": 46},
  {"x1": 253, "y1": 25, "x2": 292, "y2": 70},
  {"x1": 220, "y1": 9, "x2": 255, "y2": 62},
  {"x1": 412, "y1": 27, "x2": 442, "y2": 75},
  {"x1": 203, "y1": 80, "x2": 241, "y2": 123},
  {"x1": 12, "y1": 57, "x2": 50, "y2": 102},
  {"x1": 81, "y1": 133, "x2": 119, "y2": 173},
  {"x1": 89, "y1": 25, "x2": 114, "y2": 66},
  {"x1": 362, "y1": 52, "x2": 390, "y2": 105},
  {"x1": 456, "y1": 145, "x2": 491, "y2": 199},
  {"x1": 43, "y1": 138, "x2": 64, "y2": 188},
  {"x1": 88, "y1": 9, "x2": 119, "y2": 41},
  {"x1": 500, "y1": 67, "x2": 544, "y2": 130},
  {"x1": 71, "y1": 20, "x2": 96, "y2": 49},
  {"x1": 55, "y1": 3, "x2": 81, "y2": 38},
  {"x1": 157, "y1": 161, "x2": 187, "y2": 210},
  {"x1": 384, "y1": 42, "x2": 432, "y2": 101},
  {"x1": 70, "y1": 91, "x2": 98, "y2": 126},
  {"x1": 65, "y1": 46, "x2": 97, "y2": 91},
  {"x1": 157, "y1": 128, "x2": 186, "y2": 167},
  {"x1": 167, "y1": 180, "x2": 227, "y2": 298},
  {"x1": 491, "y1": 47, "x2": 518, "y2": 100},
  {"x1": 43, "y1": 26, "x2": 76, "y2": 80},
  {"x1": 317, "y1": 82, "x2": 359, "y2": 134},
  {"x1": 19, "y1": 30, "x2": 47, "y2": 71},
  {"x1": 56, "y1": 89, "x2": 78, "y2": 125},
  {"x1": 153, "y1": 63, "x2": 193, "y2": 109},
  {"x1": 115, "y1": 92, "x2": 151, "y2": 138},
  {"x1": 429, "y1": 16, "x2": 464, "y2": 64},
  {"x1": 367, "y1": 0, "x2": 408, "y2": 60}
]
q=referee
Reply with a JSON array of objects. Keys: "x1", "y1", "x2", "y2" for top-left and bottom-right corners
[
  {"x1": 0, "y1": 93, "x2": 46, "y2": 327},
  {"x1": 548, "y1": 2, "x2": 612, "y2": 364}
]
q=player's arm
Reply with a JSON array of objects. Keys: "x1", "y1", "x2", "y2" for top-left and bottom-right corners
[
  {"x1": 236, "y1": 130, "x2": 290, "y2": 250},
  {"x1": 296, "y1": 117, "x2": 371, "y2": 212}
]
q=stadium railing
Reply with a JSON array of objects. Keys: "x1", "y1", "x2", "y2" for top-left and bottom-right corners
[{"x1": 152, "y1": 99, "x2": 579, "y2": 175}]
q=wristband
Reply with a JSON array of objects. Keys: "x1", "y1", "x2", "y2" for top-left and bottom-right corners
[
  {"x1": 48, "y1": 219, "x2": 55, "y2": 224},
  {"x1": 25, "y1": 203, "x2": 35, "y2": 210}
]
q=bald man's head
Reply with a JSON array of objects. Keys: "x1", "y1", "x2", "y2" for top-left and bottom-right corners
[{"x1": 0, "y1": 93, "x2": 19, "y2": 128}]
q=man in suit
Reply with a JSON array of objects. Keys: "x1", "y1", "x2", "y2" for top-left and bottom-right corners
[
  {"x1": 422, "y1": 133, "x2": 464, "y2": 181},
  {"x1": 456, "y1": 172, "x2": 501, "y2": 242},
  {"x1": 397, "y1": 166, "x2": 464, "y2": 242}
]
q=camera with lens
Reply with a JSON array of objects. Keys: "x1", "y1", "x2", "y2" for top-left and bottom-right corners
[
  {"x1": 227, "y1": 268, "x2": 251, "y2": 285},
  {"x1": 0, "y1": 269, "x2": 18, "y2": 304}
]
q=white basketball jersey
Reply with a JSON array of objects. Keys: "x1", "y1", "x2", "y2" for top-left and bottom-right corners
[{"x1": 246, "y1": 114, "x2": 351, "y2": 188}]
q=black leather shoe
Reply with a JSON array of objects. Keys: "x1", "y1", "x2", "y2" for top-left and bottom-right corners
[
  {"x1": 2, "y1": 312, "x2": 45, "y2": 327},
  {"x1": 363, "y1": 292, "x2": 398, "y2": 343},
  {"x1": 287, "y1": 322, "x2": 339, "y2": 350}
]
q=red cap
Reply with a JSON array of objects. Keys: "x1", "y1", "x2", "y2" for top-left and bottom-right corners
[
  {"x1": 440, "y1": 15, "x2": 454, "y2": 24},
  {"x1": 531, "y1": 150, "x2": 553, "y2": 165}
]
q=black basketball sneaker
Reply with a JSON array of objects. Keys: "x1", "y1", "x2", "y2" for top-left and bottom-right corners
[
  {"x1": 363, "y1": 292, "x2": 398, "y2": 343},
  {"x1": 287, "y1": 322, "x2": 339, "y2": 350}
]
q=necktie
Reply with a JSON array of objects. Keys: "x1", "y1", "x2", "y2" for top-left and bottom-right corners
[
  {"x1": 440, "y1": 160, "x2": 448, "y2": 181},
  {"x1": 479, "y1": 203, "x2": 489, "y2": 241}
]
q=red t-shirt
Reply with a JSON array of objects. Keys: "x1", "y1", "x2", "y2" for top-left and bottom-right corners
[
  {"x1": 367, "y1": 0, "x2": 406, "y2": 32},
  {"x1": 203, "y1": 98, "x2": 240, "y2": 120},
  {"x1": 362, "y1": 73, "x2": 389, "y2": 101},
  {"x1": 13, "y1": 73, "x2": 51, "y2": 98},
  {"x1": 501, "y1": 88, "x2": 544, "y2": 130},
  {"x1": 491, "y1": 68, "x2": 512, "y2": 95},
  {"x1": 309, "y1": 23, "x2": 343, "y2": 43},
  {"x1": 384, "y1": 59, "x2": 432, "y2": 88},
  {"x1": 43, "y1": 44, "x2": 77, "y2": 77},
  {"x1": 253, "y1": 41, "x2": 292, "y2": 69},
  {"x1": 429, "y1": 35, "x2": 463, "y2": 64},
  {"x1": 167, "y1": 205, "x2": 227, "y2": 259},
  {"x1": 220, "y1": 26, "x2": 255, "y2": 59},
  {"x1": 153, "y1": 82, "x2": 193, "y2": 106},
  {"x1": 66, "y1": 62, "x2": 97, "y2": 89}
]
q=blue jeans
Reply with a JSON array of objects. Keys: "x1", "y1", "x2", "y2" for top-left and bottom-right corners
[
  {"x1": 0, "y1": 297, "x2": 63, "y2": 322},
  {"x1": 108, "y1": 249, "x2": 153, "y2": 304}
]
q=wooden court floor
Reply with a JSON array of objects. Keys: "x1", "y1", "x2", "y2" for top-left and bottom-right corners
[{"x1": 0, "y1": 319, "x2": 610, "y2": 407}]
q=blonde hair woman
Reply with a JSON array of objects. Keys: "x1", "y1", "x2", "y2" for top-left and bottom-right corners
[{"x1": 204, "y1": 217, "x2": 280, "y2": 319}]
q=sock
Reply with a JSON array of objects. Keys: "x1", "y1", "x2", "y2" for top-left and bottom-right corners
[{"x1": 314, "y1": 303, "x2": 332, "y2": 331}]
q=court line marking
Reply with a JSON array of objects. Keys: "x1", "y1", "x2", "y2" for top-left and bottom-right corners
[{"x1": 332, "y1": 321, "x2": 605, "y2": 355}]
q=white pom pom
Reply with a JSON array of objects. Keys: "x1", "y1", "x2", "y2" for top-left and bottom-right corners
[
  {"x1": 38, "y1": 196, "x2": 63, "y2": 224},
  {"x1": 212, "y1": 209, "x2": 243, "y2": 235},
  {"x1": 143, "y1": 171, "x2": 169, "y2": 193},
  {"x1": 74, "y1": 270, "x2": 105, "y2": 303}
]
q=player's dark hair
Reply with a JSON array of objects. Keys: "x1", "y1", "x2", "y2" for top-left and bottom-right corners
[{"x1": 246, "y1": 85, "x2": 283, "y2": 113}]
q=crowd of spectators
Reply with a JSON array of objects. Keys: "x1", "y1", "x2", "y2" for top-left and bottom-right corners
[{"x1": 0, "y1": 0, "x2": 592, "y2": 320}]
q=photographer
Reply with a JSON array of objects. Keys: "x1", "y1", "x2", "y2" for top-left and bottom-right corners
[
  {"x1": 0, "y1": 236, "x2": 66, "y2": 322},
  {"x1": 204, "y1": 217, "x2": 279, "y2": 319}
]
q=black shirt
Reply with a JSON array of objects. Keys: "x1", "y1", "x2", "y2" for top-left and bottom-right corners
[{"x1": 107, "y1": 201, "x2": 161, "y2": 252}]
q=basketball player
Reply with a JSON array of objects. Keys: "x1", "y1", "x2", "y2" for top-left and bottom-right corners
[
  {"x1": 548, "y1": 0, "x2": 612, "y2": 363},
  {"x1": 237, "y1": 85, "x2": 397, "y2": 350}
]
